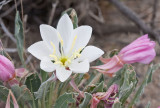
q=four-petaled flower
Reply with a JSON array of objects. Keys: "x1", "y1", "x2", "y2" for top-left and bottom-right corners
[{"x1": 28, "y1": 14, "x2": 104, "y2": 82}]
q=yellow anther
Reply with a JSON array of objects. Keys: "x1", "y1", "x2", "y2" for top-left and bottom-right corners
[
  {"x1": 54, "y1": 61, "x2": 63, "y2": 65},
  {"x1": 50, "y1": 42, "x2": 56, "y2": 54}
]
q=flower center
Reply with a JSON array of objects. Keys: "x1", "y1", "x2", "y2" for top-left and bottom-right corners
[
  {"x1": 60, "y1": 57, "x2": 68, "y2": 65},
  {"x1": 49, "y1": 33, "x2": 83, "y2": 67}
]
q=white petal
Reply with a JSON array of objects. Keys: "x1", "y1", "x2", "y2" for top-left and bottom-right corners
[
  {"x1": 79, "y1": 46, "x2": 104, "y2": 62},
  {"x1": 69, "y1": 59, "x2": 90, "y2": 73},
  {"x1": 40, "y1": 57, "x2": 56, "y2": 72},
  {"x1": 56, "y1": 66, "x2": 72, "y2": 82},
  {"x1": 57, "y1": 14, "x2": 73, "y2": 54},
  {"x1": 28, "y1": 41, "x2": 51, "y2": 60},
  {"x1": 71, "y1": 26, "x2": 92, "y2": 52},
  {"x1": 40, "y1": 24, "x2": 60, "y2": 55}
]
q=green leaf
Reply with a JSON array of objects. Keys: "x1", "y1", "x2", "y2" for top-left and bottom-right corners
[
  {"x1": 62, "y1": 8, "x2": 78, "y2": 29},
  {"x1": 119, "y1": 65, "x2": 137, "y2": 104},
  {"x1": 107, "y1": 67, "x2": 125, "y2": 88},
  {"x1": 14, "y1": 11, "x2": 25, "y2": 66},
  {"x1": 54, "y1": 92, "x2": 76, "y2": 108},
  {"x1": 25, "y1": 73, "x2": 41, "y2": 93},
  {"x1": 128, "y1": 64, "x2": 160, "y2": 108},
  {"x1": 79, "y1": 92, "x2": 92, "y2": 108},
  {"x1": 34, "y1": 74, "x2": 55, "y2": 99},
  {"x1": 74, "y1": 73, "x2": 84, "y2": 85},
  {"x1": 107, "y1": 65, "x2": 137, "y2": 105},
  {"x1": 11, "y1": 85, "x2": 33, "y2": 106},
  {"x1": 112, "y1": 101, "x2": 122, "y2": 108},
  {"x1": 57, "y1": 78, "x2": 71, "y2": 97},
  {"x1": 91, "y1": 81, "x2": 104, "y2": 93},
  {"x1": 109, "y1": 49, "x2": 119, "y2": 58},
  {"x1": 40, "y1": 69, "x2": 49, "y2": 82},
  {"x1": 0, "y1": 85, "x2": 9, "y2": 102}
]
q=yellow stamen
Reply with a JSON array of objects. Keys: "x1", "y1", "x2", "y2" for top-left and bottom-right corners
[
  {"x1": 70, "y1": 47, "x2": 83, "y2": 60},
  {"x1": 50, "y1": 42, "x2": 56, "y2": 54},
  {"x1": 69, "y1": 35, "x2": 77, "y2": 53}
]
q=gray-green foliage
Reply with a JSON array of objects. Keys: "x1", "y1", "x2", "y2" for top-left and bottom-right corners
[
  {"x1": 128, "y1": 64, "x2": 160, "y2": 108},
  {"x1": 119, "y1": 65, "x2": 137, "y2": 105},
  {"x1": 62, "y1": 8, "x2": 78, "y2": 29},
  {"x1": 11, "y1": 85, "x2": 33, "y2": 107},
  {"x1": 112, "y1": 101, "x2": 122, "y2": 108},
  {"x1": 34, "y1": 74, "x2": 55, "y2": 99},
  {"x1": 106, "y1": 64, "x2": 138, "y2": 106},
  {"x1": 0, "y1": 85, "x2": 9, "y2": 102},
  {"x1": 79, "y1": 92, "x2": 92, "y2": 108},
  {"x1": 14, "y1": 11, "x2": 25, "y2": 66},
  {"x1": 54, "y1": 92, "x2": 76, "y2": 108}
]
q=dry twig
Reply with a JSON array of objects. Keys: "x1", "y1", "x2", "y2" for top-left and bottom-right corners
[
  {"x1": 108, "y1": 0, "x2": 160, "y2": 44},
  {"x1": 151, "y1": 0, "x2": 158, "y2": 29},
  {"x1": 48, "y1": 0, "x2": 59, "y2": 25},
  {"x1": 0, "y1": 18, "x2": 16, "y2": 43},
  {"x1": 0, "y1": 0, "x2": 21, "y2": 18},
  {"x1": 0, "y1": 0, "x2": 12, "y2": 10}
]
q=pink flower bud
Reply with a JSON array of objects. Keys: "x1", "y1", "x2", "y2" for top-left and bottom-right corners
[
  {"x1": 0, "y1": 55, "x2": 15, "y2": 82},
  {"x1": 118, "y1": 34, "x2": 156, "y2": 64},
  {"x1": 93, "y1": 34, "x2": 156, "y2": 76}
]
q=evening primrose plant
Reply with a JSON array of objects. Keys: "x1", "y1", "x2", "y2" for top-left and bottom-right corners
[{"x1": 0, "y1": 8, "x2": 159, "y2": 108}]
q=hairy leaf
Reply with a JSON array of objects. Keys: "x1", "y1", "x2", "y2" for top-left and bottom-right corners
[
  {"x1": 112, "y1": 101, "x2": 122, "y2": 108},
  {"x1": 34, "y1": 74, "x2": 55, "y2": 99},
  {"x1": 11, "y1": 85, "x2": 33, "y2": 107},
  {"x1": 0, "y1": 85, "x2": 9, "y2": 102},
  {"x1": 128, "y1": 64, "x2": 160, "y2": 107},
  {"x1": 119, "y1": 65, "x2": 137, "y2": 104},
  {"x1": 79, "y1": 92, "x2": 92, "y2": 108},
  {"x1": 14, "y1": 11, "x2": 25, "y2": 66},
  {"x1": 54, "y1": 92, "x2": 76, "y2": 108}
]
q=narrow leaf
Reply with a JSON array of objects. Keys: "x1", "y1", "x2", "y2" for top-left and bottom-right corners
[
  {"x1": 62, "y1": 8, "x2": 78, "y2": 29},
  {"x1": 112, "y1": 101, "x2": 122, "y2": 108},
  {"x1": 119, "y1": 65, "x2": 137, "y2": 104},
  {"x1": 34, "y1": 74, "x2": 55, "y2": 99},
  {"x1": 11, "y1": 85, "x2": 33, "y2": 105},
  {"x1": 91, "y1": 81, "x2": 104, "y2": 93},
  {"x1": 0, "y1": 85, "x2": 9, "y2": 102},
  {"x1": 54, "y1": 92, "x2": 76, "y2": 108},
  {"x1": 14, "y1": 11, "x2": 25, "y2": 66},
  {"x1": 128, "y1": 64, "x2": 160, "y2": 107},
  {"x1": 79, "y1": 92, "x2": 92, "y2": 108}
]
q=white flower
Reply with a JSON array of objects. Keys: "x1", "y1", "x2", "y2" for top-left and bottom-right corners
[{"x1": 28, "y1": 14, "x2": 104, "y2": 82}]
